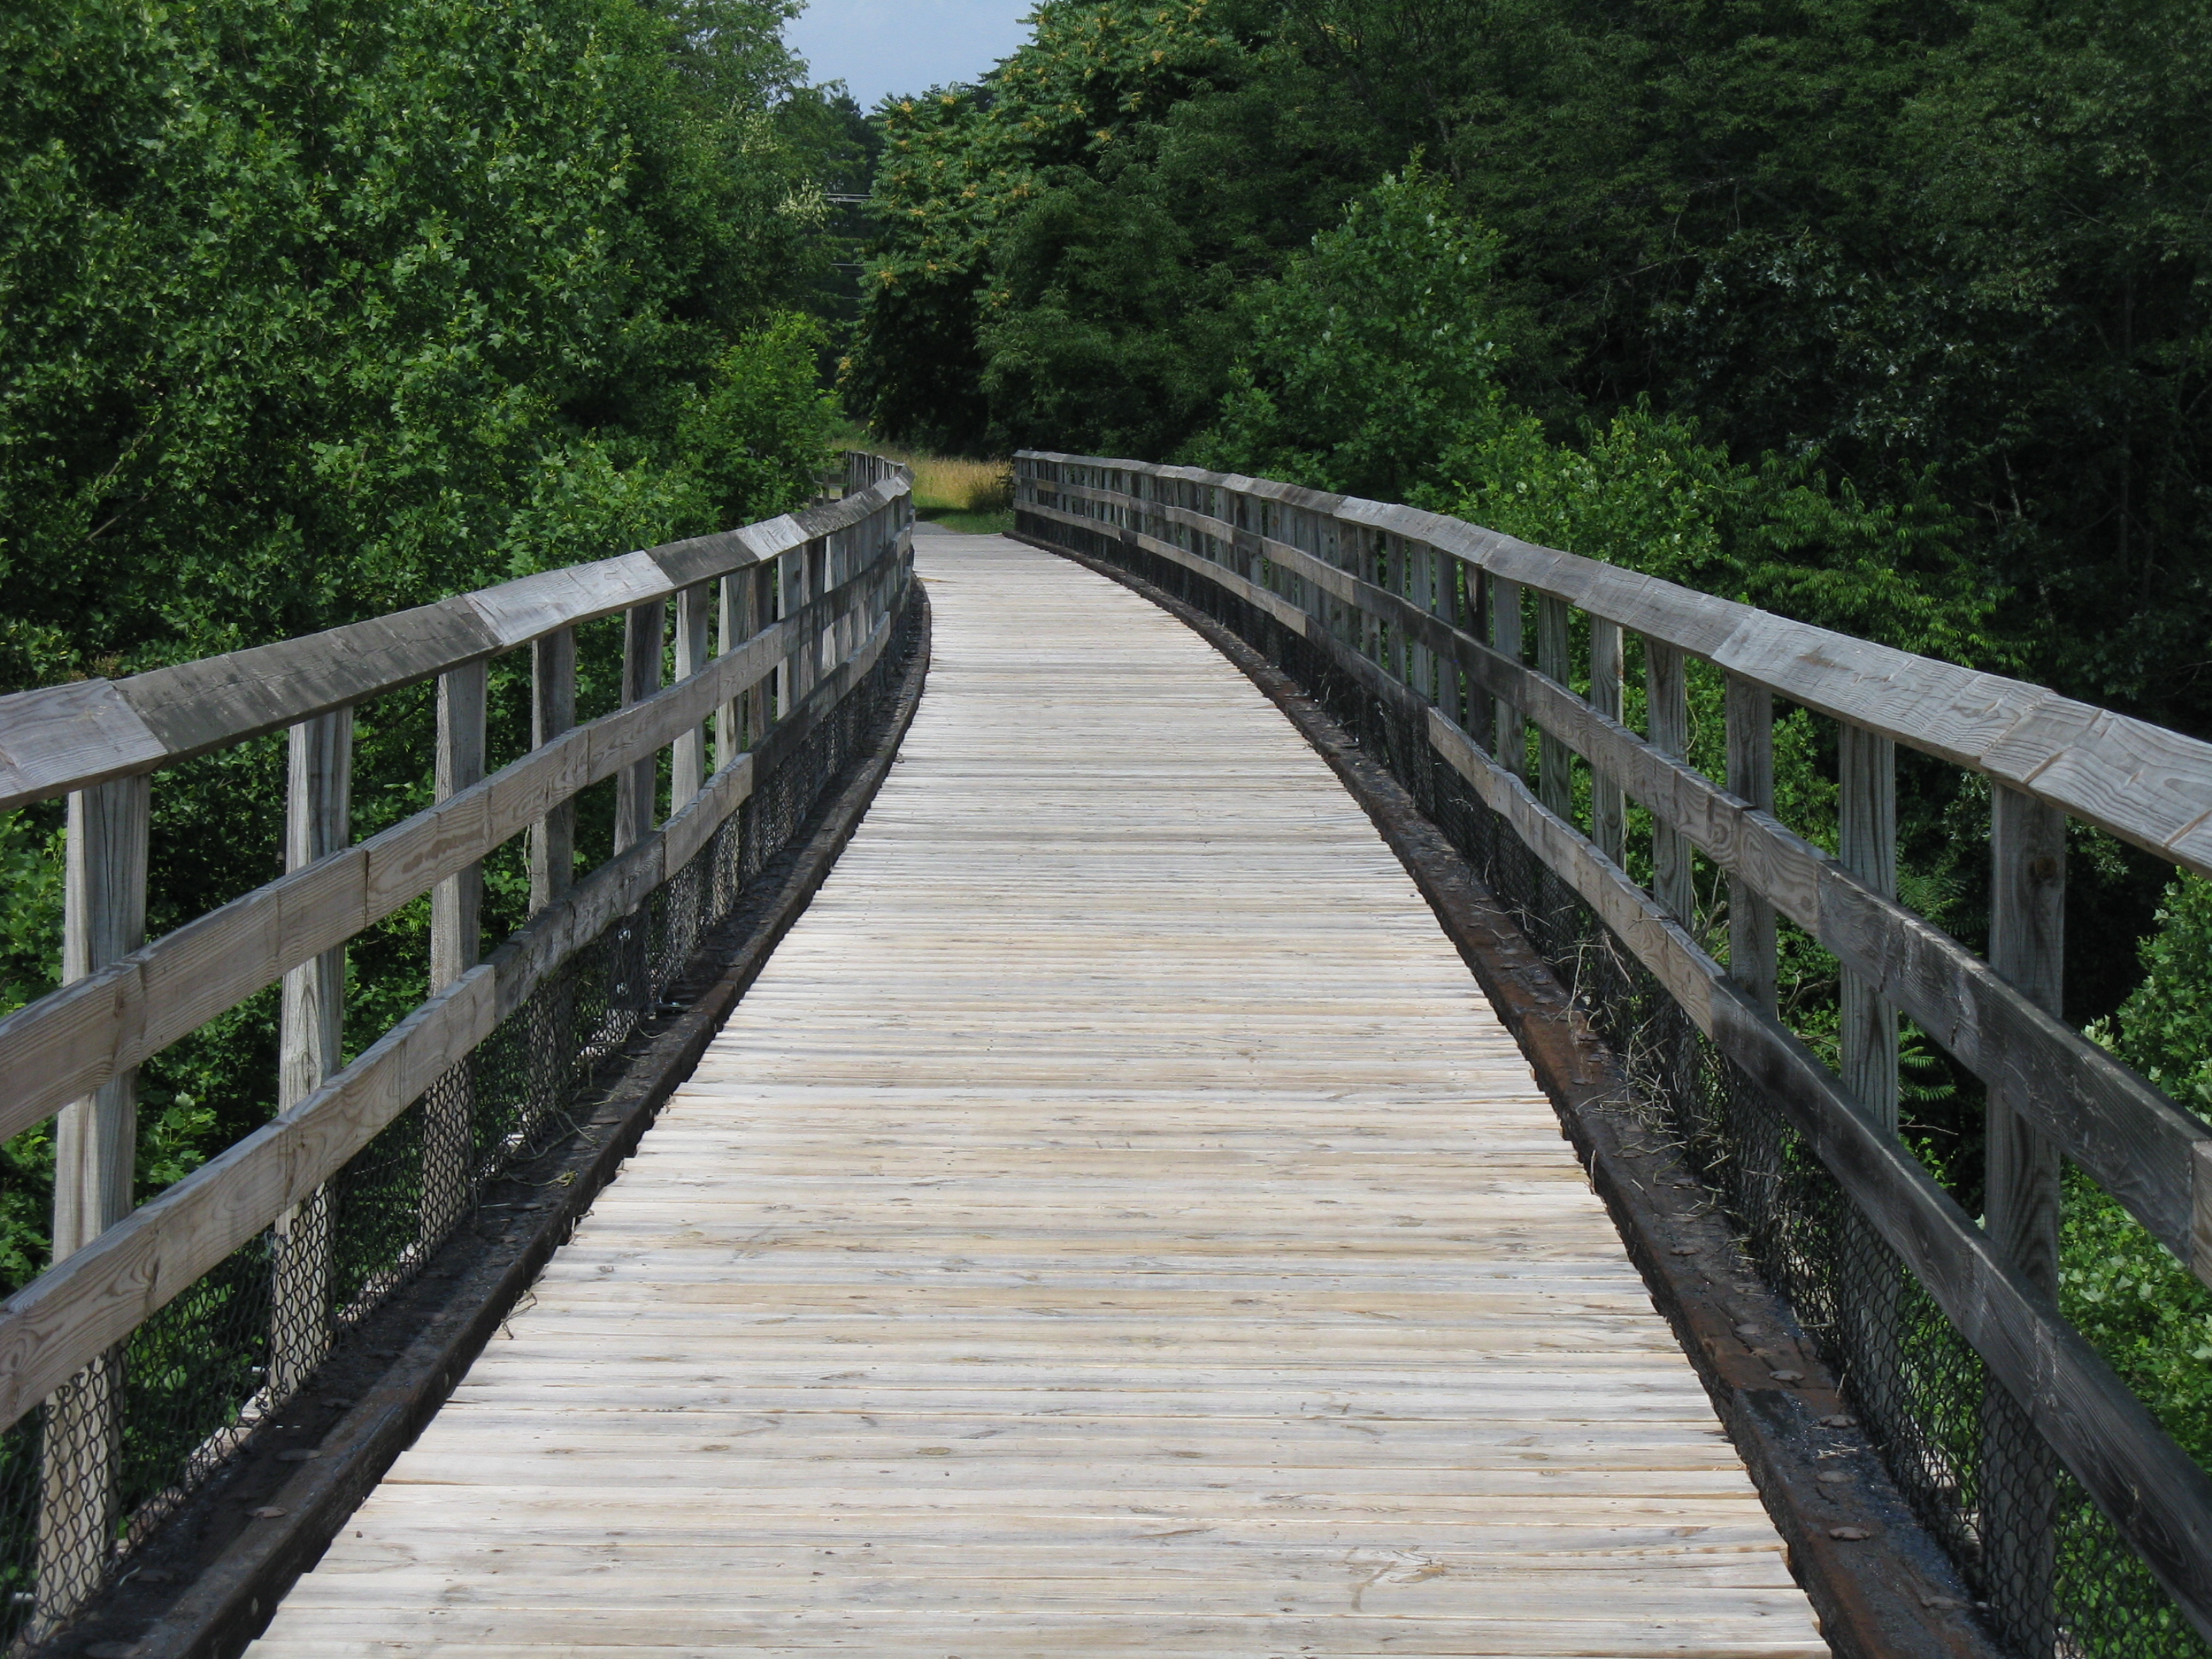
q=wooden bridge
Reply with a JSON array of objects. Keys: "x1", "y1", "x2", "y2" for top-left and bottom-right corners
[{"x1": 0, "y1": 454, "x2": 2208, "y2": 1658}]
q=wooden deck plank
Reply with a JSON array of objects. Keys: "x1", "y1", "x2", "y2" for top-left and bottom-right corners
[{"x1": 249, "y1": 532, "x2": 1825, "y2": 1657}]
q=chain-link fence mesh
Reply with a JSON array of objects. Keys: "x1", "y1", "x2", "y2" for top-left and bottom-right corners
[
  {"x1": 1024, "y1": 502, "x2": 2209, "y2": 1659},
  {"x1": 0, "y1": 589, "x2": 921, "y2": 1651}
]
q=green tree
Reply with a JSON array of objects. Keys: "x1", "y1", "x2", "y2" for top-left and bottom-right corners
[
  {"x1": 847, "y1": 0, "x2": 1258, "y2": 450},
  {"x1": 1184, "y1": 167, "x2": 1517, "y2": 501},
  {"x1": 2067, "y1": 877, "x2": 2212, "y2": 1467},
  {"x1": 0, "y1": 0, "x2": 847, "y2": 1287}
]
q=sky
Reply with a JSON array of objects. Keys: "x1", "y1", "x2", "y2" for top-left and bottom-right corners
[{"x1": 787, "y1": 0, "x2": 1037, "y2": 110}]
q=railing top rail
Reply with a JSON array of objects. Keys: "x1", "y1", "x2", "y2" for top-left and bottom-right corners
[
  {"x1": 0, "y1": 460, "x2": 915, "y2": 1643},
  {"x1": 1018, "y1": 450, "x2": 2212, "y2": 879},
  {"x1": 0, "y1": 468, "x2": 911, "y2": 814},
  {"x1": 1013, "y1": 455, "x2": 2212, "y2": 1647}
]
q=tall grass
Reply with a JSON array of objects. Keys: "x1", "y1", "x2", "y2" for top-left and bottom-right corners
[
  {"x1": 907, "y1": 454, "x2": 1012, "y2": 517},
  {"x1": 833, "y1": 428, "x2": 1012, "y2": 527}
]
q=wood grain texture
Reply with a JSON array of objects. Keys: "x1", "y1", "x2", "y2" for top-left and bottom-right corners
[
  {"x1": 0, "y1": 573, "x2": 911, "y2": 1436},
  {"x1": 1838, "y1": 725, "x2": 1899, "y2": 1134},
  {"x1": 672, "y1": 585, "x2": 713, "y2": 811},
  {"x1": 1536, "y1": 593, "x2": 1573, "y2": 819},
  {"x1": 271, "y1": 712, "x2": 352, "y2": 1397},
  {"x1": 430, "y1": 661, "x2": 488, "y2": 992},
  {"x1": 1590, "y1": 620, "x2": 1626, "y2": 865},
  {"x1": 1033, "y1": 479, "x2": 2212, "y2": 1278},
  {"x1": 0, "y1": 474, "x2": 911, "y2": 813},
  {"x1": 1423, "y1": 707, "x2": 2212, "y2": 1639},
  {"x1": 0, "y1": 544, "x2": 900, "y2": 1150},
  {"x1": 38, "y1": 776, "x2": 149, "y2": 1632},
  {"x1": 1646, "y1": 641, "x2": 1693, "y2": 927},
  {"x1": 1027, "y1": 454, "x2": 2212, "y2": 877},
  {"x1": 247, "y1": 533, "x2": 1825, "y2": 1659},
  {"x1": 1981, "y1": 783, "x2": 2065, "y2": 1651},
  {"x1": 1726, "y1": 678, "x2": 1778, "y2": 1010},
  {"x1": 53, "y1": 777, "x2": 149, "y2": 1260},
  {"x1": 1022, "y1": 498, "x2": 1310, "y2": 638},
  {"x1": 527, "y1": 630, "x2": 578, "y2": 915},
  {"x1": 0, "y1": 681, "x2": 166, "y2": 810},
  {"x1": 615, "y1": 603, "x2": 665, "y2": 855}
]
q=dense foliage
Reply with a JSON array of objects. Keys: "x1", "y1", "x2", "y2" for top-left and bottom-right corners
[
  {"x1": 851, "y1": 0, "x2": 2208, "y2": 1135},
  {"x1": 0, "y1": 0, "x2": 857, "y2": 1284},
  {"x1": 853, "y1": 0, "x2": 2211, "y2": 736},
  {"x1": 847, "y1": 0, "x2": 2212, "y2": 1511},
  {"x1": 2069, "y1": 876, "x2": 2212, "y2": 1467},
  {"x1": 3, "y1": 0, "x2": 842, "y2": 684}
]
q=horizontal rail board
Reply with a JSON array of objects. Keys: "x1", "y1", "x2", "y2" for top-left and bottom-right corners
[
  {"x1": 1021, "y1": 500, "x2": 1311, "y2": 638},
  {"x1": 0, "y1": 534, "x2": 904, "y2": 1146},
  {"x1": 1019, "y1": 453, "x2": 2212, "y2": 1642},
  {"x1": 1027, "y1": 460, "x2": 2212, "y2": 876},
  {"x1": 1424, "y1": 708, "x2": 2212, "y2": 1639},
  {"x1": 1186, "y1": 508, "x2": 2212, "y2": 1276},
  {"x1": 247, "y1": 533, "x2": 1831, "y2": 1659},
  {"x1": 0, "y1": 591, "x2": 907, "y2": 1430},
  {"x1": 0, "y1": 480, "x2": 909, "y2": 812}
]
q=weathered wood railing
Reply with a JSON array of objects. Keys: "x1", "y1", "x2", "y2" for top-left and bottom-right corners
[
  {"x1": 0, "y1": 454, "x2": 913, "y2": 1639},
  {"x1": 1016, "y1": 450, "x2": 2212, "y2": 1658}
]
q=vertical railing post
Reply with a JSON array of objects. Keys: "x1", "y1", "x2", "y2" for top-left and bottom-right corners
[
  {"x1": 828, "y1": 527, "x2": 848, "y2": 672},
  {"x1": 51, "y1": 777, "x2": 151, "y2": 1256},
  {"x1": 1306, "y1": 506, "x2": 1326, "y2": 637},
  {"x1": 826, "y1": 534, "x2": 842, "y2": 678},
  {"x1": 1407, "y1": 538, "x2": 1423, "y2": 694},
  {"x1": 1982, "y1": 783, "x2": 2065, "y2": 1657},
  {"x1": 1492, "y1": 576, "x2": 1526, "y2": 778},
  {"x1": 35, "y1": 773, "x2": 150, "y2": 1633},
  {"x1": 1364, "y1": 531, "x2": 1386, "y2": 668},
  {"x1": 718, "y1": 566, "x2": 760, "y2": 773},
  {"x1": 1447, "y1": 553, "x2": 1476, "y2": 736},
  {"x1": 609, "y1": 599, "x2": 665, "y2": 1025},
  {"x1": 1726, "y1": 677, "x2": 1778, "y2": 1009},
  {"x1": 794, "y1": 544, "x2": 817, "y2": 704},
  {"x1": 271, "y1": 711, "x2": 352, "y2": 1400},
  {"x1": 1418, "y1": 542, "x2": 1443, "y2": 707},
  {"x1": 1436, "y1": 544, "x2": 1462, "y2": 727},
  {"x1": 1426, "y1": 543, "x2": 1448, "y2": 711},
  {"x1": 807, "y1": 540, "x2": 826, "y2": 694},
  {"x1": 1536, "y1": 594, "x2": 1573, "y2": 821},
  {"x1": 1401, "y1": 537, "x2": 1429, "y2": 697},
  {"x1": 1589, "y1": 619, "x2": 1626, "y2": 865},
  {"x1": 617, "y1": 602, "x2": 664, "y2": 854},
  {"x1": 431, "y1": 662, "x2": 488, "y2": 979},
  {"x1": 756, "y1": 563, "x2": 779, "y2": 737},
  {"x1": 672, "y1": 583, "x2": 712, "y2": 812},
  {"x1": 1465, "y1": 562, "x2": 1493, "y2": 754},
  {"x1": 772, "y1": 551, "x2": 798, "y2": 722},
  {"x1": 1833, "y1": 718, "x2": 1907, "y2": 1481},
  {"x1": 1645, "y1": 641, "x2": 1693, "y2": 925},
  {"x1": 529, "y1": 628, "x2": 577, "y2": 913},
  {"x1": 422, "y1": 659, "x2": 487, "y2": 1249},
  {"x1": 524, "y1": 628, "x2": 579, "y2": 1138},
  {"x1": 1323, "y1": 513, "x2": 1347, "y2": 652},
  {"x1": 1838, "y1": 723, "x2": 1900, "y2": 1131}
]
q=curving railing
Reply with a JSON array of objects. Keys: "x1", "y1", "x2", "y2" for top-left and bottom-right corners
[
  {"x1": 0, "y1": 453, "x2": 915, "y2": 1641},
  {"x1": 1017, "y1": 449, "x2": 2212, "y2": 1659}
]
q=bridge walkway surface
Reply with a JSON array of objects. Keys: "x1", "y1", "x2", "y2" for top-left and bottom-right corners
[{"x1": 247, "y1": 529, "x2": 1827, "y2": 1657}]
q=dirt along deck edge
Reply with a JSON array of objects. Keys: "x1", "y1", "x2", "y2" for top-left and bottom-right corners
[
  {"x1": 1012, "y1": 527, "x2": 2007, "y2": 1659},
  {"x1": 63, "y1": 585, "x2": 932, "y2": 1659}
]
